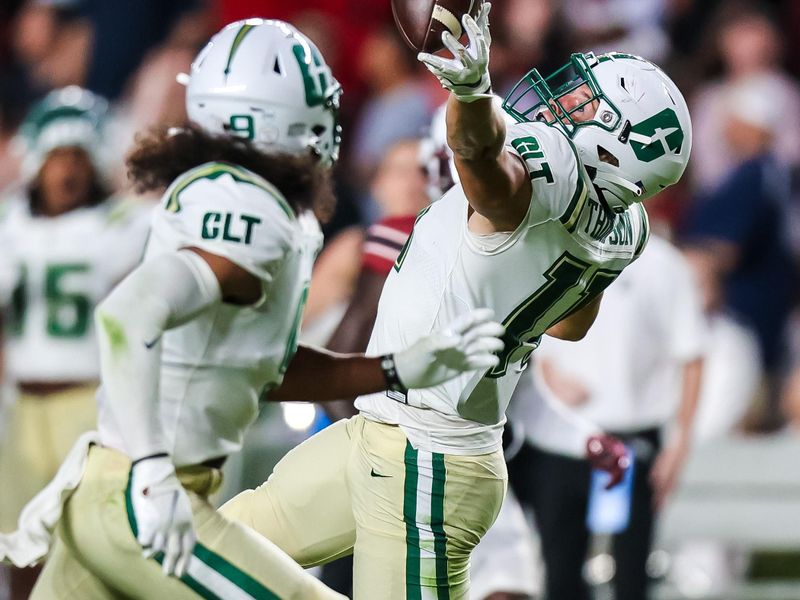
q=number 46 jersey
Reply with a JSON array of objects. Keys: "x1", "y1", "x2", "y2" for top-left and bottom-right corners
[
  {"x1": 355, "y1": 120, "x2": 650, "y2": 455},
  {"x1": 0, "y1": 194, "x2": 151, "y2": 383}
]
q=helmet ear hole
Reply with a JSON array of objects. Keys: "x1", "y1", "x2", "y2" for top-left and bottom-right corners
[
  {"x1": 311, "y1": 125, "x2": 327, "y2": 136},
  {"x1": 597, "y1": 145, "x2": 619, "y2": 168}
]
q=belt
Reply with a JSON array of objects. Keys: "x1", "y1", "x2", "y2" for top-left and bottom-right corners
[{"x1": 18, "y1": 381, "x2": 97, "y2": 395}]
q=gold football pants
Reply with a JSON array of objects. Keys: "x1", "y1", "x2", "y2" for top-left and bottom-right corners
[
  {"x1": 31, "y1": 446, "x2": 345, "y2": 600},
  {"x1": 221, "y1": 415, "x2": 507, "y2": 599},
  {"x1": 0, "y1": 384, "x2": 97, "y2": 532}
]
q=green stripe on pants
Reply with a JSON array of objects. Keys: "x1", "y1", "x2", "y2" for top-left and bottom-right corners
[
  {"x1": 125, "y1": 469, "x2": 281, "y2": 600},
  {"x1": 403, "y1": 441, "x2": 422, "y2": 600},
  {"x1": 431, "y1": 452, "x2": 450, "y2": 600}
]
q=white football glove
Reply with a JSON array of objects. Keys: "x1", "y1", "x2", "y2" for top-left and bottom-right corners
[
  {"x1": 130, "y1": 455, "x2": 196, "y2": 578},
  {"x1": 394, "y1": 308, "x2": 505, "y2": 389},
  {"x1": 418, "y1": 2, "x2": 493, "y2": 103}
]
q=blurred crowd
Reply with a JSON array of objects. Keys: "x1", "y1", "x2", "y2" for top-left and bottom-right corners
[{"x1": 1, "y1": 0, "x2": 800, "y2": 598}]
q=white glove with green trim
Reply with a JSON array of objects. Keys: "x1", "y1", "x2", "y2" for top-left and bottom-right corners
[
  {"x1": 394, "y1": 308, "x2": 505, "y2": 389},
  {"x1": 130, "y1": 454, "x2": 196, "y2": 578},
  {"x1": 417, "y1": 2, "x2": 493, "y2": 103}
]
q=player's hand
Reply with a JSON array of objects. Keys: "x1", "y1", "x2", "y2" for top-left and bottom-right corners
[
  {"x1": 130, "y1": 455, "x2": 196, "y2": 577},
  {"x1": 586, "y1": 434, "x2": 631, "y2": 490},
  {"x1": 650, "y1": 439, "x2": 689, "y2": 510},
  {"x1": 394, "y1": 307, "x2": 505, "y2": 389},
  {"x1": 417, "y1": 2, "x2": 493, "y2": 102}
]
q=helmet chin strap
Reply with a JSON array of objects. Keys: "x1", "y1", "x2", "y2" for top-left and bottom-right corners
[{"x1": 591, "y1": 162, "x2": 643, "y2": 212}]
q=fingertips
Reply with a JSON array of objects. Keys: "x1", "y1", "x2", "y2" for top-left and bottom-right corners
[
  {"x1": 466, "y1": 337, "x2": 505, "y2": 355},
  {"x1": 462, "y1": 320, "x2": 504, "y2": 343},
  {"x1": 466, "y1": 354, "x2": 500, "y2": 370},
  {"x1": 441, "y1": 30, "x2": 465, "y2": 57},
  {"x1": 174, "y1": 532, "x2": 196, "y2": 578}
]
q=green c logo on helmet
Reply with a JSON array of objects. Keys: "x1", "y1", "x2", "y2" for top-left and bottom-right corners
[
  {"x1": 629, "y1": 108, "x2": 684, "y2": 163},
  {"x1": 292, "y1": 44, "x2": 333, "y2": 108}
]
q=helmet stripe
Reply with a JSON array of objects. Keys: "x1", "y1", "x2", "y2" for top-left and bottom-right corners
[{"x1": 224, "y1": 24, "x2": 256, "y2": 76}]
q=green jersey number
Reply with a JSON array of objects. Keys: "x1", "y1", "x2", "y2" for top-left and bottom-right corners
[
  {"x1": 9, "y1": 263, "x2": 92, "y2": 338},
  {"x1": 228, "y1": 114, "x2": 255, "y2": 141},
  {"x1": 489, "y1": 252, "x2": 619, "y2": 378}
]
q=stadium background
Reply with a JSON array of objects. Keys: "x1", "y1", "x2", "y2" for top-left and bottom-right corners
[{"x1": 1, "y1": 0, "x2": 799, "y2": 598}]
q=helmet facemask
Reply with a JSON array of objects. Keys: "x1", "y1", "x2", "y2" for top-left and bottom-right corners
[
  {"x1": 503, "y1": 52, "x2": 691, "y2": 213},
  {"x1": 504, "y1": 53, "x2": 623, "y2": 137}
]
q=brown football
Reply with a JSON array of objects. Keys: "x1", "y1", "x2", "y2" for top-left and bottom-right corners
[{"x1": 392, "y1": 0, "x2": 484, "y2": 53}]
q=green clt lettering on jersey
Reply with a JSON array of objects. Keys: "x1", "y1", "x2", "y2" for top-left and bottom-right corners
[
  {"x1": 201, "y1": 212, "x2": 262, "y2": 244},
  {"x1": 510, "y1": 136, "x2": 554, "y2": 184}
]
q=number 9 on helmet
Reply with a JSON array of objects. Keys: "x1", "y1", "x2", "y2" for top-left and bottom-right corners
[{"x1": 180, "y1": 19, "x2": 342, "y2": 167}]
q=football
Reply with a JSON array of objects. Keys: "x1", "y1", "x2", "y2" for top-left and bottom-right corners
[{"x1": 392, "y1": 0, "x2": 485, "y2": 53}]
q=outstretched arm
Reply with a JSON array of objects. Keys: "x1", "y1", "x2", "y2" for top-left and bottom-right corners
[
  {"x1": 320, "y1": 268, "x2": 388, "y2": 420},
  {"x1": 267, "y1": 346, "x2": 384, "y2": 402},
  {"x1": 269, "y1": 309, "x2": 505, "y2": 402},
  {"x1": 446, "y1": 97, "x2": 532, "y2": 229},
  {"x1": 169, "y1": 251, "x2": 504, "y2": 403},
  {"x1": 418, "y1": 3, "x2": 531, "y2": 230}
]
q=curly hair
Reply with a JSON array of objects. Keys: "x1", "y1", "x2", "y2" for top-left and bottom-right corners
[{"x1": 126, "y1": 125, "x2": 336, "y2": 223}]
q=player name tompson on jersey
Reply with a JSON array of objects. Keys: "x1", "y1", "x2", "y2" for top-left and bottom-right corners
[{"x1": 356, "y1": 120, "x2": 649, "y2": 455}]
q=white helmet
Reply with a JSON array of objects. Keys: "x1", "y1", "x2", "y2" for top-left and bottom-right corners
[
  {"x1": 504, "y1": 52, "x2": 692, "y2": 212},
  {"x1": 14, "y1": 86, "x2": 109, "y2": 182},
  {"x1": 182, "y1": 19, "x2": 342, "y2": 166},
  {"x1": 420, "y1": 96, "x2": 515, "y2": 200}
]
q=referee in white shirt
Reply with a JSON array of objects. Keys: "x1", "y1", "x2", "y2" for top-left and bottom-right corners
[{"x1": 507, "y1": 235, "x2": 707, "y2": 600}]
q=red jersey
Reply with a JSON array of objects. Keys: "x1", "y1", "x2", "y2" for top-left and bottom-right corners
[{"x1": 361, "y1": 215, "x2": 416, "y2": 275}]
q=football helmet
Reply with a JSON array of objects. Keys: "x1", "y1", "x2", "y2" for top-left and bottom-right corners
[
  {"x1": 15, "y1": 86, "x2": 109, "y2": 182},
  {"x1": 504, "y1": 52, "x2": 691, "y2": 212},
  {"x1": 182, "y1": 19, "x2": 342, "y2": 166}
]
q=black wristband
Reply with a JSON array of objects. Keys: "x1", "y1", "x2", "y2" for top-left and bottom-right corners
[
  {"x1": 380, "y1": 354, "x2": 407, "y2": 393},
  {"x1": 131, "y1": 452, "x2": 169, "y2": 466}
]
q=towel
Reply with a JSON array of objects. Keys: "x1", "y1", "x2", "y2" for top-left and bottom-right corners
[{"x1": 0, "y1": 430, "x2": 100, "y2": 567}]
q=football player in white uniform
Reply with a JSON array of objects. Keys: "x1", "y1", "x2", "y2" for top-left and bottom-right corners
[
  {"x1": 0, "y1": 19, "x2": 505, "y2": 600},
  {"x1": 221, "y1": 4, "x2": 691, "y2": 599},
  {"x1": 0, "y1": 87, "x2": 151, "y2": 599}
]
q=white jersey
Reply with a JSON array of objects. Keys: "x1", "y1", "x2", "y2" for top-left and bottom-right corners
[
  {"x1": 0, "y1": 194, "x2": 151, "y2": 382},
  {"x1": 356, "y1": 121, "x2": 650, "y2": 454},
  {"x1": 97, "y1": 162, "x2": 322, "y2": 466},
  {"x1": 526, "y1": 236, "x2": 707, "y2": 439}
]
